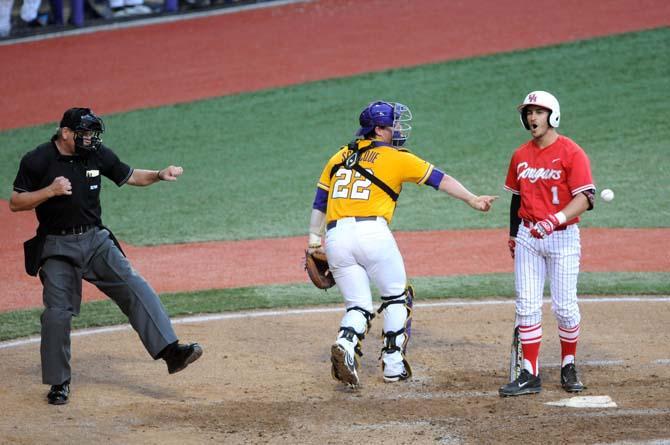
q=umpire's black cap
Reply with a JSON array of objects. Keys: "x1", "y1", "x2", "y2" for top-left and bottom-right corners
[
  {"x1": 60, "y1": 107, "x2": 89, "y2": 129},
  {"x1": 59, "y1": 107, "x2": 104, "y2": 132}
]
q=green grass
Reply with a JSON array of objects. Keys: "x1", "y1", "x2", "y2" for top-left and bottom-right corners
[
  {"x1": 1, "y1": 28, "x2": 668, "y2": 245},
  {"x1": 1, "y1": 272, "x2": 668, "y2": 341}
]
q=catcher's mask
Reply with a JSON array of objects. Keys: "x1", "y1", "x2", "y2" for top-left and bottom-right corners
[
  {"x1": 356, "y1": 100, "x2": 412, "y2": 147},
  {"x1": 518, "y1": 91, "x2": 560, "y2": 130},
  {"x1": 60, "y1": 107, "x2": 105, "y2": 155}
]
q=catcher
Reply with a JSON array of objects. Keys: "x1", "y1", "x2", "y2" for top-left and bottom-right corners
[{"x1": 306, "y1": 100, "x2": 497, "y2": 388}]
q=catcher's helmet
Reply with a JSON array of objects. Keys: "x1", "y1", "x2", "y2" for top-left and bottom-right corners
[
  {"x1": 356, "y1": 100, "x2": 412, "y2": 146},
  {"x1": 60, "y1": 107, "x2": 105, "y2": 152},
  {"x1": 517, "y1": 91, "x2": 560, "y2": 129}
]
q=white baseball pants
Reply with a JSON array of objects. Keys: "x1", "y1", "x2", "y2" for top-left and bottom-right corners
[
  {"x1": 325, "y1": 217, "x2": 407, "y2": 335},
  {"x1": 514, "y1": 223, "x2": 582, "y2": 328}
]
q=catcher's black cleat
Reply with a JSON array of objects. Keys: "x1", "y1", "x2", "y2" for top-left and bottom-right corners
[
  {"x1": 330, "y1": 343, "x2": 359, "y2": 388},
  {"x1": 47, "y1": 381, "x2": 70, "y2": 405},
  {"x1": 164, "y1": 342, "x2": 203, "y2": 374},
  {"x1": 561, "y1": 363, "x2": 586, "y2": 392},
  {"x1": 499, "y1": 369, "x2": 542, "y2": 397}
]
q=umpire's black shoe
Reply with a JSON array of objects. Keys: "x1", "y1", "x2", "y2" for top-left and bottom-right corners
[
  {"x1": 499, "y1": 369, "x2": 542, "y2": 397},
  {"x1": 164, "y1": 343, "x2": 203, "y2": 374},
  {"x1": 561, "y1": 363, "x2": 585, "y2": 392},
  {"x1": 47, "y1": 381, "x2": 70, "y2": 405}
]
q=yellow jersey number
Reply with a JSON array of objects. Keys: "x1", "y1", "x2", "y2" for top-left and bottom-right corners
[{"x1": 331, "y1": 167, "x2": 373, "y2": 200}]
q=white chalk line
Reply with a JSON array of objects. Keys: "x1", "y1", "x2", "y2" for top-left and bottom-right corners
[{"x1": 1, "y1": 296, "x2": 669, "y2": 351}]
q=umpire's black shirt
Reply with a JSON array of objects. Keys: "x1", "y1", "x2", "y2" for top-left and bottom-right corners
[{"x1": 13, "y1": 142, "x2": 133, "y2": 230}]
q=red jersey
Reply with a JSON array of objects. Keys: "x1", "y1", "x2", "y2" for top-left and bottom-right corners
[{"x1": 504, "y1": 135, "x2": 594, "y2": 225}]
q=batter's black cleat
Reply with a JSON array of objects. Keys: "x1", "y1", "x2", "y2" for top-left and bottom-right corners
[
  {"x1": 561, "y1": 363, "x2": 585, "y2": 392},
  {"x1": 330, "y1": 343, "x2": 359, "y2": 388},
  {"x1": 499, "y1": 369, "x2": 542, "y2": 397},
  {"x1": 47, "y1": 381, "x2": 70, "y2": 405},
  {"x1": 164, "y1": 343, "x2": 203, "y2": 374}
]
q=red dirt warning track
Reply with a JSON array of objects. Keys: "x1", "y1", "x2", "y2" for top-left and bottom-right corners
[{"x1": 1, "y1": 202, "x2": 668, "y2": 312}]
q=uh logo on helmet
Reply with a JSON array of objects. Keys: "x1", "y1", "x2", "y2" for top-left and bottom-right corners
[
  {"x1": 59, "y1": 107, "x2": 105, "y2": 155},
  {"x1": 356, "y1": 100, "x2": 412, "y2": 146},
  {"x1": 518, "y1": 91, "x2": 560, "y2": 130}
]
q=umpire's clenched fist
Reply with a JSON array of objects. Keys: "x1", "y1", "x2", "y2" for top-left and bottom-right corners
[{"x1": 50, "y1": 176, "x2": 72, "y2": 196}]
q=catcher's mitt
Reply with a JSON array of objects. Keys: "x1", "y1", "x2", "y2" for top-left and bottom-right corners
[{"x1": 305, "y1": 250, "x2": 335, "y2": 289}]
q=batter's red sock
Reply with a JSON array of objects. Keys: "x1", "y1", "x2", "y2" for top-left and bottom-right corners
[
  {"x1": 519, "y1": 323, "x2": 542, "y2": 376},
  {"x1": 559, "y1": 324, "x2": 580, "y2": 367}
]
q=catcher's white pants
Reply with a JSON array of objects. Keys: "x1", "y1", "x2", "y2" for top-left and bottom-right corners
[
  {"x1": 325, "y1": 217, "x2": 406, "y2": 317},
  {"x1": 326, "y1": 217, "x2": 407, "y2": 334},
  {"x1": 325, "y1": 217, "x2": 409, "y2": 373},
  {"x1": 514, "y1": 223, "x2": 582, "y2": 328}
]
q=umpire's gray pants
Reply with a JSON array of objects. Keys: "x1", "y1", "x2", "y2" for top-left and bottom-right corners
[{"x1": 39, "y1": 227, "x2": 178, "y2": 385}]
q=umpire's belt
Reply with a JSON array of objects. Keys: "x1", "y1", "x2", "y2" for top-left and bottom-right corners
[
  {"x1": 45, "y1": 224, "x2": 98, "y2": 236},
  {"x1": 522, "y1": 220, "x2": 569, "y2": 231},
  {"x1": 326, "y1": 216, "x2": 380, "y2": 231}
]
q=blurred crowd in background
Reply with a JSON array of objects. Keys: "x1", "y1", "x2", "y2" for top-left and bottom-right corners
[{"x1": 1, "y1": 0, "x2": 276, "y2": 39}]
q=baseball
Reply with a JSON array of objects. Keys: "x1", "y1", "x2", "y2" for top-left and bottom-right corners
[{"x1": 600, "y1": 188, "x2": 614, "y2": 202}]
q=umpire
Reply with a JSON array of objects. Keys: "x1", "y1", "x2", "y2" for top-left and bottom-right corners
[{"x1": 9, "y1": 107, "x2": 203, "y2": 405}]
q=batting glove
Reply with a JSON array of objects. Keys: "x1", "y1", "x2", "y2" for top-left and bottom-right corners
[
  {"x1": 530, "y1": 214, "x2": 560, "y2": 239},
  {"x1": 508, "y1": 238, "x2": 516, "y2": 258}
]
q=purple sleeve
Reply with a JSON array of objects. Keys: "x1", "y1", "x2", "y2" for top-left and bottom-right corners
[
  {"x1": 424, "y1": 168, "x2": 445, "y2": 190},
  {"x1": 312, "y1": 188, "x2": 328, "y2": 212}
]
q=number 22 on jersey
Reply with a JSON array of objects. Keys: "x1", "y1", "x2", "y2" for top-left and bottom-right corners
[{"x1": 331, "y1": 168, "x2": 373, "y2": 200}]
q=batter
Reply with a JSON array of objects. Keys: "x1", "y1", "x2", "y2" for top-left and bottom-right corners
[{"x1": 499, "y1": 91, "x2": 595, "y2": 397}]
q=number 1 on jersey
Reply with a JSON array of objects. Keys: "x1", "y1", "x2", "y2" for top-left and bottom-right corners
[{"x1": 551, "y1": 186, "x2": 560, "y2": 205}]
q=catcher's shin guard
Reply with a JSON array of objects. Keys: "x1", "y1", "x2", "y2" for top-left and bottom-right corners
[
  {"x1": 377, "y1": 286, "x2": 414, "y2": 382},
  {"x1": 380, "y1": 328, "x2": 413, "y2": 382},
  {"x1": 342, "y1": 306, "x2": 375, "y2": 338}
]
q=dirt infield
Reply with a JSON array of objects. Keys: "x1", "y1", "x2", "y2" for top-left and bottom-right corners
[{"x1": 1, "y1": 298, "x2": 669, "y2": 443}]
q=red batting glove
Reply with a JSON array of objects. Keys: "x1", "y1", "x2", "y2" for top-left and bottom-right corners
[
  {"x1": 508, "y1": 238, "x2": 516, "y2": 258},
  {"x1": 530, "y1": 214, "x2": 560, "y2": 239}
]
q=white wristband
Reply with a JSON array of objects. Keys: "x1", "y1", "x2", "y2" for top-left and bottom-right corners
[
  {"x1": 308, "y1": 232, "x2": 322, "y2": 246},
  {"x1": 554, "y1": 211, "x2": 567, "y2": 225}
]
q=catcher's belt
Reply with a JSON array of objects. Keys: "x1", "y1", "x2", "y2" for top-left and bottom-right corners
[{"x1": 326, "y1": 216, "x2": 380, "y2": 231}]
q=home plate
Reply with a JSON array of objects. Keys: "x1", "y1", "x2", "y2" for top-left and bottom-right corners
[{"x1": 546, "y1": 395, "x2": 617, "y2": 408}]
